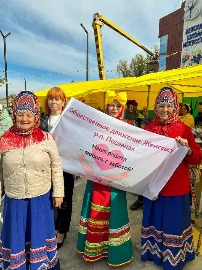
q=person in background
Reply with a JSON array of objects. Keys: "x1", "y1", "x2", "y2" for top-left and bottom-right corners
[
  {"x1": 77, "y1": 90, "x2": 133, "y2": 268},
  {"x1": 7, "y1": 102, "x2": 14, "y2": 120},
  {"x1": 194, "y1": 101, "x2": 202, "y2": 126},
  {"x1": 0, "y1": 103, "x2": 13, "y2": 136},
  {"x1": 124, "y1": 99, "x2": 143, "y2": 126},
  {"x1": 142, "y1": 106, "x2": 153, "y2": 123},
  {"x1": 142, "y1": 106, "x2": 147, "y2": 117},
  {"x1": 40, "y1": 86, "x2": 75, "y2": 249},
  {"x1": 179, "y1": 102, "x2": 183, "y2": 116},
  {"x1": 0, "y1": 91, "x2": 64, "y2": 269},
  {"x1": 141, "y1": 87, "x2": 202, "y2": 270},
  {"x1": 130, "y1": 109, "x2": 153, "y2": 211},
  {"x1": 179, "y1": 103, "x2": 194, "y2": 128},
  {"x1": 179, "y1": 103, "x2": 201, "y2": 224}
]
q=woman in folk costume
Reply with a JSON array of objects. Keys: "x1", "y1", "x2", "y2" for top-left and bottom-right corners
[
  {"x1": 141, "y1": 87, "x2": 202, "y2": 270},
  {"x1": 0, "y1": 91, "x2": 64, "y2": 269},
  {"x1": 77, "y1": 90, "x2": 133, "y2": 267}
]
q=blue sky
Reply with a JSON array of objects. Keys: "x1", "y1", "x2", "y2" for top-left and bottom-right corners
[{"x1": 0, "y1": 0, "x2": 182, "y2": 98}]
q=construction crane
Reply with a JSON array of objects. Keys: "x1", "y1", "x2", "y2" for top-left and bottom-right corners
[{"x1": 92, "y1": 13, "x2": 155, "y2": 80}]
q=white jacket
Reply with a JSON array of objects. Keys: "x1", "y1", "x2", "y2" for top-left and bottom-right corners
[{"x1": 0, "y1": 133, "x2": 64, "y2": 200}]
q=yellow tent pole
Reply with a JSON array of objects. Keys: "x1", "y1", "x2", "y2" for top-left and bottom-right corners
[
  {"x1": 182, "y1": 92, "x2": 184, "y2": 102},
  {"x1": 146, "y1": 85, "x2": 151, "y2": 114},
  {"x1": 195, "y1": 226, "x2": 202, "y2": 255}
]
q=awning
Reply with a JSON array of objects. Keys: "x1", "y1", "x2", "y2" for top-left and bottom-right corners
[{"x1": 35, "y1": 64, "x2": 202, "y2": 110}]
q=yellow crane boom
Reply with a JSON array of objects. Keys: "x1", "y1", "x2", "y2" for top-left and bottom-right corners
[{"x1": 92, "y1": 12, "x2": 154, "y2": 80}]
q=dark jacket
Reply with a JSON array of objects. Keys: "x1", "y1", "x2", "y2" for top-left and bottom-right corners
[
  {"x1": 40, "y1": 113, "x2": 49, "y2": 132},
  {"x1": 194, "y1": 112, "x2": 202, "y2": 126}
]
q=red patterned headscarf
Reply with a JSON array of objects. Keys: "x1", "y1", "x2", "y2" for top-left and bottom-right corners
[
  {"x1": 10, "y1": 91, "x2": 41, "y2": 135},
  {"x1": 145, "y1": 87, "x2": 183, "y2": 138},
  {"x1": 154, "y1": 87, "x2": 179, "y2": 123},
  {"x1": 1, "y1": 91, "x2": 46, "y2": 150}
]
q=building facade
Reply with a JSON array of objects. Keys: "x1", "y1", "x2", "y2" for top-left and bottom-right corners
[
  {"x1": 158, "y1": 1, "x2": 185, "y2": 71},
  {"x1": 181, "y1": 0, "x2": 202, "y2": 67},
  {"x1": 158, "y1": 0, "x2": 202, "y2": 71}
]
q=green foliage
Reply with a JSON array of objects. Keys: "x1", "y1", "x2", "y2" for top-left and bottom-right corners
[
  {"x1": 117, "y1": 46, "x2": 159, "y2": 78},
  {"x1": 9, "y1": 93, "x2": 15, "y2": 99},
  {"x1": 0, "y1": 77, "x2": 5, "y2": 85},
  {"x1": 117, "y1": 54, "x2": 148, "y2": 77}
]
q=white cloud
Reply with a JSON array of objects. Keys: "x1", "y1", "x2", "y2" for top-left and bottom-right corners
[{"x1": 0, "y1": 0, "x2": 183, "y2": 97}]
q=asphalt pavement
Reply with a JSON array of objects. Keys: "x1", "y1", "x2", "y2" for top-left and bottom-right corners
[
  {"x1": 0, "y1": 180, "x2": 202, "y2": 270},
  {"x1": 57, "y1": 180, "x2": 202, "y2": 270}
]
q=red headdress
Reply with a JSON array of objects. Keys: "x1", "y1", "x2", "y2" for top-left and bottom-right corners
[
  {"x1": 126, "y1": 100, "x2": 138, "y2": 107},
  {"x1": 145, "y1": 87, "x2": 182, "y2": 138},
  {"x1": 154, "y1": 87, "x2": 179, "y2": 124},
  {"x1": 1, "y1": 91, "x2": 46, "y2": 150}
]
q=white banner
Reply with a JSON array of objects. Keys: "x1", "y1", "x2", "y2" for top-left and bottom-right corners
[{"x1": 52, "y1": 98, "x2": 188, "y2": 200}]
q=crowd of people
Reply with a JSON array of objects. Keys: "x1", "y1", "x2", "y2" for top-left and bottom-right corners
[{"x1": 0, "y1": 87, "x2": 202, "y2": 270}]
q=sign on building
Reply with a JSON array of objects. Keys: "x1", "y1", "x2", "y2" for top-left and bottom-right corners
[{"x1": 181, "y1": 0, "x2": 202, "y2": 67}]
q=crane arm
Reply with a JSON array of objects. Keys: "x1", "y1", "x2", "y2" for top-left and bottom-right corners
[
  {"x1": 92, "y1": 17, "x2": 106, "y2": 80},
  {"x1": 92, "y1": 12, "x2": 154, "y2": 80},
  {"x1": 95, "y1": 13, "x2": 153, "y2": 55}
]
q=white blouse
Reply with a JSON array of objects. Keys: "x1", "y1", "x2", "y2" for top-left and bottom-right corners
[{"x1": 48, "y1": 115, "x2": 60, "y2": 132}]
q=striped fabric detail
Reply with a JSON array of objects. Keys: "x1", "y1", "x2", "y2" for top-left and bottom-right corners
[
  {"x1": 141, "y1": 225, "x2": 194, "y2": 267},
  {"x1": 0, "y1": 237, "x2": 58, "y2": 269}
]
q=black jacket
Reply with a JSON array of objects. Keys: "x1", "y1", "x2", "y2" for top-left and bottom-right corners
[
  {"x1": 40, "y1": 113, "x2": 49, "y2": 132},
  {"x1": 194, "y1": 112, "x2": 202, "y2": 126}
]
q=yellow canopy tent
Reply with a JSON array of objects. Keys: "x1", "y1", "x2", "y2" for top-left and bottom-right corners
[{"x1": 35, "y1": 64, "x2": 202, "y2": 111}]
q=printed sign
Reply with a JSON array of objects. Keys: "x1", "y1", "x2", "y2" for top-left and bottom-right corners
[
  {"x1": 52, "y1": 98, "x2": 187, "y2": 200},
  {"x1": 181, "y1": 0, "x2": 202, "y2": 67}
]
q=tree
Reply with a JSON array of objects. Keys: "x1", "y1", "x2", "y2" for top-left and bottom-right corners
[
  {"x1": 0, "y1": 76, "x2": 5, "y2": 85},
  {"x1": 117, "y1": 46, "x2": 159, "y2": 78}
]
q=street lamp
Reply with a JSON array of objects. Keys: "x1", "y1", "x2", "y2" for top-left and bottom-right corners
[
  {"x1": 80, "y1": 23, "x2": 89, "y2": 81},
  {"x1": 24, "y1": 78, "x2": 27, "y2": 91},
  {"x1": 0, "y1": 30, "x2": 11, "y2": 107}
]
